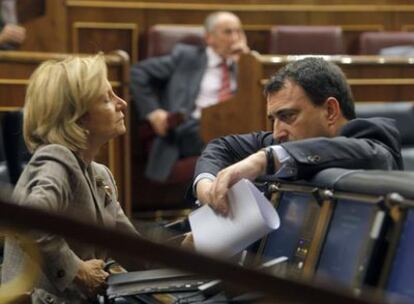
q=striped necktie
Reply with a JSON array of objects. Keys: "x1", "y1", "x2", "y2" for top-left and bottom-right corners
[{"x1": 218, "y1": 61, "x2": 233, "y2": 102}]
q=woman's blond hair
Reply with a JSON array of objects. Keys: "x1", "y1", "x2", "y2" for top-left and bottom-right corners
[{"x1": 24, "y1": 54, "x2": 107, "y2": 152}]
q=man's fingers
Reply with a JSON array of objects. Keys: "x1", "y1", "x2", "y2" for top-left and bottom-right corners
[
  {"x1": 2, "y1": 25, "x2": 26, "y2": 44},
  {"x1": 215, "y1": 192, "x2": 229, "y2": 216},
  {"x1": 153, "y1": 118, "x2": 168, "y2": 136},
  {"x1": 211, "y1": 172, "x2": 231, "y2": 215},
  {"x1": 148, "y1": 109, "x2": 169, "y2": 136},
  {"x1": 210, "y1": 193, "x2": 228, "y2": 215},
  {"x1": 152, "y1": 121, "x2": 167, "y2": 136}
]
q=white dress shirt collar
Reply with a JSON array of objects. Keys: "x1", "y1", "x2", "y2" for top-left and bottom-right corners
[
  {"x1": 206, "y1": 46, "x2": 233, "y2": 67},
  {"x1": 191, "y1": 47, "x2": 236, "y2": 119}
]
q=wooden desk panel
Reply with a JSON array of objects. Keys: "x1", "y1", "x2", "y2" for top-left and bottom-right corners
[
  {"x1": 59, "y1": 1, "x2": 414, "y2": 59},
  {"x1": 0, "y1": 51, "x2": 132, "y2": 216},
  {"x1": 201, "y1": 53, "x2": 414, "y2": 142},
  {"x1": 17, "y1": 0, "x2": 414, "y2": 59},
  {"x1": 17, "y1": 0, "x2": 46, "y2": 23}
]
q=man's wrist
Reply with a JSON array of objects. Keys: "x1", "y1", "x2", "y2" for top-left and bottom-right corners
[
  {"x1": 196, "y1": 178, "x2": 214, "y2": 205},
  {"x1": 193, "y1": 173, "x2": 215, "y2": 195}
]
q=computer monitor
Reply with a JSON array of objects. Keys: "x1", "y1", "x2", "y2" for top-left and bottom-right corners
[
  {"x1": 259, "y1": 191, "x2": 320, "y2": 274},
  {"x1": 384, "y1": 208, "x2": 414, "y2": 302},
  {"x1": 315, "y1": 198, "x2": 387, "y2": 288}
]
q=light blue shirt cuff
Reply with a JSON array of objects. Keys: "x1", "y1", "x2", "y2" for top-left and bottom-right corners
[
  {"x1": 269, "y1": 145, "x2": 298, "y2": 179},
  {"x1": 193, "y1": 173, "x2": 216, "y2": 205}
]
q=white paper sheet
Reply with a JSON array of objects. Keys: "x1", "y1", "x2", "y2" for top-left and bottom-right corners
[{"x1": 189, "y1": 179, "x2": 280, "y2": 258}]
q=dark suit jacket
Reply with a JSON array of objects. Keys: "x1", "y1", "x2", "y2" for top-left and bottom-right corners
[
  {"x1": 130, "y1": 44, "x2": 208, "y2": 181},
  {"x1": 194, "y1": 117, "x2": 403, "y2": 180},
  {"x1": 130, "y1": 43, "x2": 207, "y2": 120}
]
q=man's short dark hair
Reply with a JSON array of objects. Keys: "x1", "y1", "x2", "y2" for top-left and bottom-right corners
[{"x1": 264, "y1": 57, "x2": 356, "y2": 120}]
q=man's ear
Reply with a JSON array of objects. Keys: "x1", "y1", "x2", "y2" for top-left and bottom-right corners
[{"x1": 324, "y1": 97, "x2": 341, "y2": 125}]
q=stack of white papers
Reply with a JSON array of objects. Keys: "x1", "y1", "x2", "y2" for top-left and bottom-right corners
[{"x1": 189, "y1": 179, "x2": 280, "y2": 258}]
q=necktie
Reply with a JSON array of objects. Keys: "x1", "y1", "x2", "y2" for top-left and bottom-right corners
[{"x1": 218, "y1": 61, "x2": 233, "y2": 102}]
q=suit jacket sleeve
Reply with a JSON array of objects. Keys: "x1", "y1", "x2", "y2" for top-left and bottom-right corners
[
  {"x1": 13, "y1": 152, "x2": 82, "y2": 292},
  {"x1": 280, "y1": 117, "x2": 403, "y2": 178},
  {"x1": 194, "y1": 131, "x2": 274, "y2": 177},
  {"x1": 130, "y1": 45, "x2": 185, "y2": 120},
  {"x1": 194, "y1": 117, "x2": 402, "y2": 180}
]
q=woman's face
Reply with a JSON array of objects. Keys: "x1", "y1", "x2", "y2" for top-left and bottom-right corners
[{"x1": 81, "y1": 80, "x2": 127, "y2": 146}]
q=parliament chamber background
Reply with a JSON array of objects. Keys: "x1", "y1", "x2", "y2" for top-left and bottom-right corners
[{"x1": 1, "y1": 0, "x2": 414, "y2": 303}]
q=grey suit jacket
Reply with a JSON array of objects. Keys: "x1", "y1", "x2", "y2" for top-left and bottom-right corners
[
  {"x1": 1, "y1": 144, "x2": 138, "y2": 303},
  {"x1": 1, "y1": 0, "x2": 17, "y2": 24},
  {"x1": 130, "y1": 43, "x2": 207, "y2": 120},
  {"x1": 130, "y1": 44, "x2": 208, "y2": 181}
]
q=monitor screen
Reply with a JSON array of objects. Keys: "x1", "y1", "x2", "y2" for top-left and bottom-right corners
[
  {"x1": 385, "y1": 208, "x2": 414, "y2": 301},
  {"x1": 315, "y1": 199, "x2": 378, "y2": 287},
  {"x1": 260, "y1": 191, "x2": 319, "y2": 264}
]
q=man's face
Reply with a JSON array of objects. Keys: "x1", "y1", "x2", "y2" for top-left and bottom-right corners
[
  {"x1": 205, "y1": 13, "x2": 245, "y2": 59},
  {"x1": 267, "y1": 80, "x2": 333, "y2": 143}
]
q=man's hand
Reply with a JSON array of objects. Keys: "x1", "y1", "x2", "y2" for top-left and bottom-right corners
[
  {"x1": 147, "y1": 109, "x2": 169, "y2": 136},
  {"x1": 230, "y1": 32, "x2": 250, "y2": 61},
  {"x1": 0, "y1": 24, "x2": 26, "y2": 46},
  {"x1": 75, "y1": 259, "x2": 109, "y2": 298},
  {"x1": 197, "y1": 150, "x2": 268, "y2": 216}
]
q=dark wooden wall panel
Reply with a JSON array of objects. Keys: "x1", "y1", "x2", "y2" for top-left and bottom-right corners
[{"x1": 16, "y1": 0, "x2": 414, "y2": 61}]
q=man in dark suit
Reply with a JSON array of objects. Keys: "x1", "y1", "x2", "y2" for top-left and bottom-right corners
[
  {"x1": 130, "y1": 11, "x2": 249, "y2": 181},
  {"x1": 193, "y1": 57, "x2": 403, "y2": 215}
]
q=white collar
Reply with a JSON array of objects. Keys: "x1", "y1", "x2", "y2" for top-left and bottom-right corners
[{"x1": 206, "y1": 46, "x2": 232, "y2": 67}]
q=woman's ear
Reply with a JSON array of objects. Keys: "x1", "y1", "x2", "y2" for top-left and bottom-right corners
[{"x1": 77, "y1": 112, "x2": 89, "y2": 127}]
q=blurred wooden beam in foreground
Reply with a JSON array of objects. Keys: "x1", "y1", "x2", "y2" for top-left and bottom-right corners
[{"x1": 0, "y1": 189, "x2": 386, "y2": 304}]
